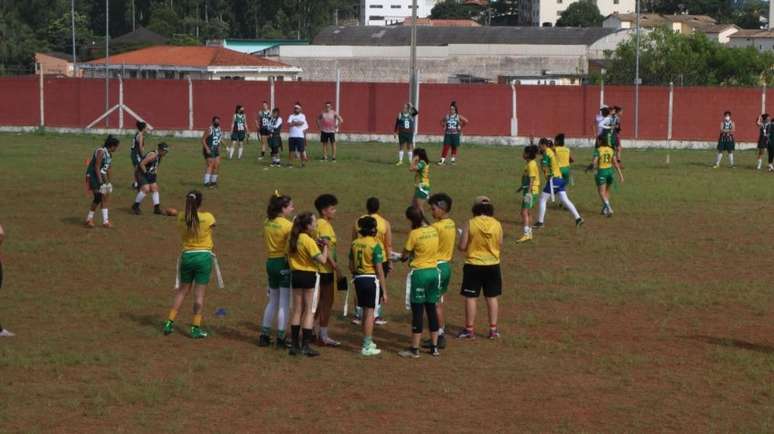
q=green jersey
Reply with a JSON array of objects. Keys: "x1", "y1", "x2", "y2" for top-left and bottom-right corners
[
  {"x1": 396, "y1": 112, "x2": 415, "y2": 133},
  {"x1": 259, "y1": 110, "x2": 272, "y2": 131},
  {"x1": 207, "y1": 126, "x2": 223, "y2": 152},
  {"x1": 86, "y1": 146, "x2": 112, "y2": 180},
  {"x1": 232, "y1": 113, "x2": 246, "y2": 133}
]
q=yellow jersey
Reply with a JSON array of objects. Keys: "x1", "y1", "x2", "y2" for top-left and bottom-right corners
[
  {"x1": 431, "y1": 218, "x2": 456, "y2": 262},
  {"x1": 404, "y1": 226, "x2": 439, "y2": 269},
  {"x1": 353, "y1": 213, "x2": 390, "y2": 253},
  {"x1": 415, "y1": 160, "x2": 430, "y2": 187},
  {"x1": 289, "y1": 233, "x2": 322, "y2": 272},
  {"x1": 264, "y1": 217, "x2": 292, "y2": 259},
  {"x1": 541, "y1": 148, "x2": 562, "y2": 178},
  {"x1": 465, "y1": 216, "x2": 502, "y2": 266},
  {"x1": 555, "y1": 146, "x2": 571, "y2": 168},
  {"x1": 314, "y1": 218, "x2": 337, "y2": 274},
  {"x1": 178, "y1": 212, "x2": 216, "y2": 251},
  {"x1": 521, "y1": 160, "x2": 540, "y2": 194},
  {"x1": 350, "y1": 236, "x2": 385, "y2": 275},
  {"x1": 594, "y1": 145, "x2": 615, "y2": 169}
]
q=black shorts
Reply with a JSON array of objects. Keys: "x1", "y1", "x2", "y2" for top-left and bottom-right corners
[
  {"x1": 319, "y1": 272, "x2": 334, "y2": 285},
  {"x1": 382, "y1": 261, "x2": 392, "y2": 278},
  {"x1": 291, "y1": 270, "x2": 317, "y2": 289},
  {"x1": 460, "y1": 264, "x2": 502, "y2": 298},
  {"x1": 354, "y1": 275, "x2": 379, "y2": 309},
  {"x1": 138, "y1": 172, "x2": 157, "y2": 186},
  {"x1": 321, "y1": 132, "x2": 335, "y2": 143},
  {"x1": 260, "y1": 128, "x2": 272, "y2": 137},
  {"x1": 758, "y1": 136, "x2": 769, "y2": 149},
  {"x1": 231, "y1": 131, "x2": 246, "y2": 141},
  {"x1": 289, "y1": 137, "x2": 305, "y2": 153}
]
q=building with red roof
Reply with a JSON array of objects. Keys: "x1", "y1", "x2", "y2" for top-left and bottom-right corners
[{"x1": 80, "y1": 45, "x2": 302, "y2": 81}]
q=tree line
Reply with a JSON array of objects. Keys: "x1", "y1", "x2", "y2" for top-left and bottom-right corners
[{"x1": 0, "y1": 0, "x2": 358, "y2": 74}]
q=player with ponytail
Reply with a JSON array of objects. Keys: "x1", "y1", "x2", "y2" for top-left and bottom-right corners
[
  {"x1": 85, "y1": 135, "x2": 120, "y2": 228},
  {"x1": 163, "y1": 191, "x2": 217, "y2": 339}
]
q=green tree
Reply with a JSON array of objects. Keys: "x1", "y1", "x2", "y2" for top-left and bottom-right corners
[
  {"x1": 732, "y1": 0, "x2": 766, "y2": 29},
  {"x1": 602, "y1": 26, "x2": 774, "y2": 86},
  {"x1": 47, "y1": 12, "x2": 94, "y2": 54},
  {"x1": 430, "y1": 0, "x2": 481, "y2": 20},
  {"x1": 556, "y1": 0, "x2": 604, "y2": 27},
  {"x1": 146, "y1": 3, "x2": 179, "y2": 36},
  {"x1": 490, "y1": 0, "x2": 519, "y2": 26}
]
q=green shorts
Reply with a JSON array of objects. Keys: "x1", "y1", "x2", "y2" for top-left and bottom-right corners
[
  {"x1": 596, "y1": 168, "x2": 614, "y2": 186},
  {"x1": 444, "y1": 133, "x2": 461, "y2": 148},
  {"x1": 266, "y1": 257, "x2": 291, "y2": 289},
  {"x1": 398, "y1": 131, "x2": 413, "y2": 145},
  {"x1": 437, "y1": 261, "x2": 452, "y2": 295},
  {"x1": 521, "y1": 192, "x2": 536, "y2": 210},
  {"x1": 179, "y1": 251, "x2": 213, "y2": 285},
  {"x1": 410, "y1": 267, "x2": 440, "y2": 304},
  {"x1": 560, "y1": 167, "x2": 571, "y2": 183},
  {"x1": 414, "y1": 184, "x2": 430, "y2": 200}
]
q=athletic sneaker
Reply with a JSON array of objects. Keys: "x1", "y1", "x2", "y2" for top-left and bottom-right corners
[
  {"x1": 398, "y1": 348, "x2": 421, "y2": 359},
  {"x1": 422, "y1": 335, "x2": 447, "y2": 349},
  {"x1": 436, "y1": 160, "x2": 445, "y2": 166},
  {"x1": 516, "y1": 233, "x2": 532, "y2": 243},
  {"x1": 257, "y1": 334, "x2": 272, "y2": 347},
  {"x1": 712, "y1": 164, "x2": 720, "y2": 169},
  {"x1": 191, "y1": 326, "x2": 208, "y2": 339},
  {"x1": 374, "y1": 318, "x2": 388, "y2": 326},
  {"x1": 332, "y1": 157, "x2": 337, "y2": 162},
  {"x1": 102, "y1": 221, "x2": 113, "y2": 229},
  {"x1": 532, "y1": 222, "x2": 544, "y2": 230},
  {"x1": 361, "y1": 346, "x2": 382, "y2": 356},
  {"x1": 488, "y1": 329, "x2": 501, "y2": 340},
  {"x1": 600, "y1": 205, "x2": 608, "y2": 215},
  {"x1": 289, "y1": 345, "x2": 301, "y2": 356},
  {"x1": 450, "y1": 160, "x2": 456, "y2": 165},
  {"x1": 575, "y1": 218, "x2": 584, "y2": 227},
  {"x1": 431, "y1": 346, "x2": 440, "y2": 357},
  {"x1": 131, "y1": 203, "x2": 141, "y2": 215},
  {"x1": 153, "y1": 205, "x2": 163, "y2": 215},
  {"x1": 320, "y1": 336, "x2": 341, "y2": 347},
  {"x1": 275, "y1": 337, "x2": 289, "y2": 349},
  {"x1": 85, "y1": 219, "x2": 95, "y2": 229},
  {"x1": 457, "y1": 329, "x2": 475, "y2": 340},
  {"x1": 351, "y1": 317, "x2": 362, "y2": 325},
  {"x1": 769, "y1": 164, "x2": 774, "y2": 172},
  {"x1": 0, "y1": 329, "x2": 15, "y2": 337},
  {"x1": 302, "y1": 344, "x2": 320, "y2": 357},
  {"x1": 162, "y1": 320, "x2": 174, "y2": 336},
  {"x1": 606, "y1": 209, "x2": 614, "y2": 218},
  {"x1": 395, "y1": 161, "x2": 403, "y2": 166}
]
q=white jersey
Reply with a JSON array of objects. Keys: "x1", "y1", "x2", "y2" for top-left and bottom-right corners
[
  {"x1": 287, "y1": 113, "x2": 308, "y2": 139},
  {"x1": 598, "y1": 116, "x2": 614, "y2": 135}
]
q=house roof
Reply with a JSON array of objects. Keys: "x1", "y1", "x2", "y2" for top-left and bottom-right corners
[
  {"x1": 729, "y1": 29, "x2": 774, "y2": 39},
  {"x1": 111, "y1": 27, "x2": 169, "y2": 45},
  {"x1": 313, "y1": 26, "x2": 617, "y2": 46},
  {"x1": 608, "y1": 13, "x2": 716, "y2": 27},
  {"x1": 38, "y1": 51, "x2": 73, "y2": 62},
  {"x1": 400, "y1": 18, "x2": 481, "y2": 27},
  {"x1": 87, "y1": 46, "x2": 293, "y2": 68}
]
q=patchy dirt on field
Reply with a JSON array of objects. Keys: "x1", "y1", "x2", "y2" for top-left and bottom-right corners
[{"x1": 1, "y1": 134, "x2": 774, "y2": 433}]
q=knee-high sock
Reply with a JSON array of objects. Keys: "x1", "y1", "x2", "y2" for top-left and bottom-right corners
[
  {"x1": 441, "y1": 144, "x2": 450, "y2": 158},
  {"x1": 715, "y1": 153, "x2": 723, "y2": 165},
  {"x1": 152, "y1": 192, "x2": 160, "y2": 206},
  {"x1": 729, "y1": 153, "x2": 735, "y2": 166},
  {"x1": 538, "y1": 192, "x2": 550, "y2": 223},
  {"x1": 135, "y1": 191, "x2": 146, "y2": 204},
  {"x1": 277, "y1": 287, "x2": 290, "y2": 334},
  {"x1": 238, "y1": 145, "x2": 244, "y2": 159},
  {"x1": 261, "y1": 288, "x2": 280, "y2": 334},
  {"x1": 558, "y1": 191, "x2": 581, "y2": 219}
]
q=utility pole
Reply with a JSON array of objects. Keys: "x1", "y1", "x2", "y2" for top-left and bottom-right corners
[
  {"x1": 131, "y1": 0, "x2": 135, "y2": 32},
  {"x1": 409, "y1": 0, "x2": 418, "y2": 107},
  {"x1": 634, "y1": 0, "x2": 641, "y2": 139},
  {"x1": 105, "y1": 0, "x2": 110, "y2": 128},
  {"x1": 71, "y1": 0, "x2": 77, "y2": 76}
]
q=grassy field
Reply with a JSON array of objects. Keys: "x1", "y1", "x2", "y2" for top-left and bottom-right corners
[{"x1": 2, "y1": 132, "x2": 774, "y2": 433}]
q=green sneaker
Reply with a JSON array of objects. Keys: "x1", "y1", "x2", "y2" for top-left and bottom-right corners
[
  {"x1": 163, "y1": 320, "x2": 174, "y2": 335},
  {"x1": 361, "y1": 345, "x2": 382, "y2": 356},
  {"x1": 191, "y1": 326, "x2": 209, "y2": 339}
]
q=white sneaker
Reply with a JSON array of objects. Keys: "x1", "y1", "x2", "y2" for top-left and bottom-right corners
[
  {"x1": 0, "y1": 329, "x2": 15, "y2": 337},
  {"x1": 321, "y1": 336, "x2": 341, "y2": 347},
  {"x1": 768, "y1": 165, "x2": 774, "y2": 172},
  {"x1": 351, "y1": 317, "x2": 362, "y2": 325},
  {"x1": 361, "y1": 346, "x2": 381, "y2": 356},
  {"x1": 374, "y1": 318, "x2": 388, "y2": 326}
]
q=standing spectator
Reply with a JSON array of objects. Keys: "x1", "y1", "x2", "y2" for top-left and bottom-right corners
[
  {"x1": 287, "y1": 103, "x2": 309, "y2": 168},
  {"x1": 317, "y1": 102, "x2": 343, "y2": 162}
]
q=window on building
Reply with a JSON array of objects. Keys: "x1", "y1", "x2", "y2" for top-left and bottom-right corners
[
  {"x1": 369, "y1": 4, "x2": 383, "y2": 8},
  {"x1": 391, "y1": 4, "x2": 401, "y2": 8},
  {"x1": 369, "y1": 15, "x2": 385, "y2": 20},
  {"x1": 613, "y1": 0, "x2": 619, "y2": 4},
  {"x1": 557, "y1": 0, "x2": 562, "y2": 4}
]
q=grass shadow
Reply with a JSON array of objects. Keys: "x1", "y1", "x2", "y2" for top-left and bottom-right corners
[
  {"x1": 210, "y1": 325, "x2": 257, "y2": 346},
  {"x1": 683, "y1": 335, "x2": 774, "y2": 354},
  {"x1": 120, "y1": 311, "x2": 187, "y2": 335},
  {"x1": 60, "y1": 216, "x2": 85, "y2": 226}
]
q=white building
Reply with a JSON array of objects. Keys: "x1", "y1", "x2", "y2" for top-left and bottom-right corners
[
  {"x1": 603, "y1": 13, "x2": 739, "y2": 43},
  {"x1": 728, "y1": 30, "x2": 774, "y2": 52},
  {"x1": 522, "y1": 0, "x2": 635, "y2": 27},
  {"x1": 360, "y1": 0, "x2": 438, "y2": 26}
]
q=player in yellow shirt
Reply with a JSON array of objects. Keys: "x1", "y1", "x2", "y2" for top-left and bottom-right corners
[
  {"x1": 517, "y1": 144, "x2": 540, "y2": 243},
  {"x1": 426, "y1": 193, "x2": 455, "y2": 349},
  {"x1": 398, "y1": 206, "x2": 441, "y2": 358},
  {"x1": 593, "y1": 137, "x2": 625, "y2": 217},
  {"x1": 288, "y1": 212, "x2": 329, "y2": 357},
  {"x1": 554, "y1": 133, "x2": 573, "y2": 185},
  {"x1": 350, "y1": 216, "x2": 389, "y2": 356},
  {"x1": 258, "y1": 193, "x2": 294, "y2": 348},
  {"x1": 350, "y1": 197, "x2": 393, "y2": 326},
  {"x1": 313, "y1": 194, "x2": 341, "y2": 347},
  {"x1": 410, "y1": 147, "x2": 431, "y2": 222},
  {"x1": 163, "y1": 191, "x2": 218, "y2": 339},
  {"x1": 457, "y1": 196, "x2": 503, "y2": 340},
  {"x1": 534, "y1": 138, "x2": 583, "y2": 230}
]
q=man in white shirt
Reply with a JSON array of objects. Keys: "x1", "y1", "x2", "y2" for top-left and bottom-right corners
[{"x1": 287, "y1": 103, "x2": 309, "y2": 168}]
